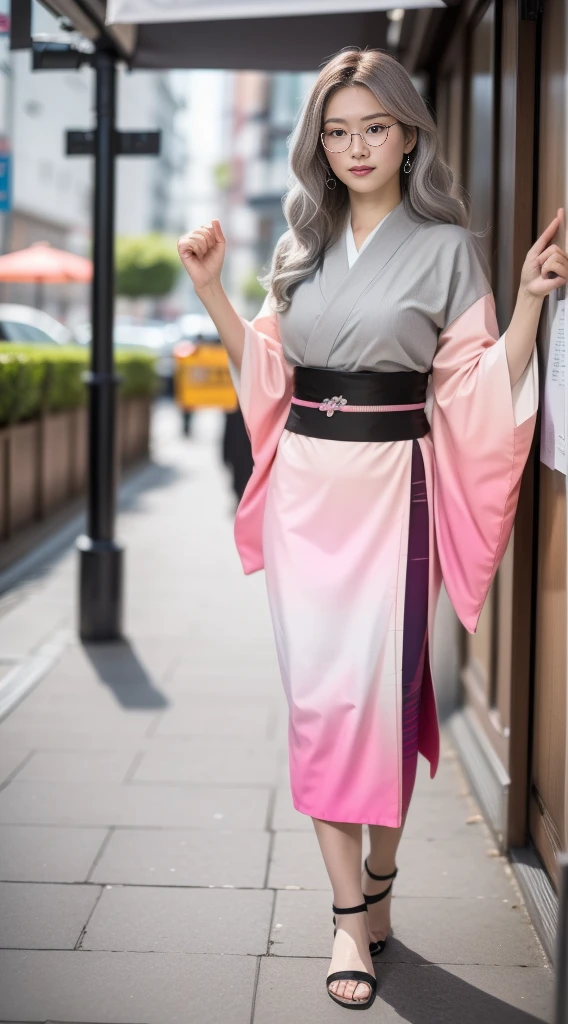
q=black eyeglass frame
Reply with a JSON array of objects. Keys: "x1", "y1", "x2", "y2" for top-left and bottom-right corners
[{"x1": 320, "y1": 121, "x2": 401, "y2": 153}]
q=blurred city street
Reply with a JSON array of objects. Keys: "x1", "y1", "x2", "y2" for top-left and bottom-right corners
[{"x1": 0, "y1": 403, "x2": 555, "y2": 1023}]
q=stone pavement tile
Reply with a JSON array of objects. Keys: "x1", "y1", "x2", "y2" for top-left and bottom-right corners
[
  {"x1": 165, "y1": 661, "x2": 282, "y2": 696},
  {"x1": 0, "y1": 749, "x2": 31, "y2": 785},
  {"x1": 158, "y1": 689, "x2": 284, "y2": 708},
  {"x1": 83, "y1": 885, "x2": 274, "y2": 954},
  {"x1": 395, "y1": 837, "x2": 516, "y2": 899},
  {"x1": 90, "y1": 827, "x2": 271, "y2": 887},
  {"x1": 133, "y1": 738, "x2": 285, "y2": 786},
  {"x1": 164, "y1": 675, "x2": 283, "y2": 700},
  {"x1": 166, "y1": 639, "x2": 281, "y2": 667},
  {"x1": 1, "y1": 725, "x2": 276, "y2": 753},
  {"x1": 269, "y1": 890, "x2": 545, "y2": 966},
  {"x1": 16, "y1": 751, "x2": 137, "y2": 783},
  {"x1": 0, "y1": 949, "x2": 258, "y2": 1023},
  {"x1": 0, "y1": 882, "x2": 101, "y2": 949},
  {"x1": 35, "y1": 638, "x2": 181, "y2": 694},
  {"x1": 122, "y1": 612, "x2": 227, "y2": 638},
  {"x1": 0, "y1": 599, "x2": 68, "y2": 661},
  {"x1": 267, "y1": 832, "x2": 515, "y2": 898},
  {"x1": 431, "y1": 964, "x2": 554, "y2": 1022},
  {"x1": 267, "y1": 832, "x2": 332, "y2": 891},
  {"x1": 401, "y1": 789, "x2": 491, "y2": 840},
  {"x1": 270, "y1": 786, "x2": 313, "y2": 832},
  {"x1": 20, "y1": 687, "x2": 167, "y2": 715},
  {"x1": 252, "y1": 958, "x2": 553, "y2": 1023},
  {"x1": 0, "y1": 781, "x2": 270, "y2": 829},
  {"x1": 413, "y1": 751, "x2": 471, "y2": 795},
  {"x1": 79, "y1": 637, "x2": 184, "y2": 679},
  {"x1": 0, "y1": 726, "x2": 151, "y2": 751},
  {"x1": 153, "y1": 702, "x2": 272, "y2": 738},
  {"x1": 3, "y1": 703, "x2": 159, "y2": 735},
  {"x1": 0, "y1": 825, "x2": 108, "y2": 882}
]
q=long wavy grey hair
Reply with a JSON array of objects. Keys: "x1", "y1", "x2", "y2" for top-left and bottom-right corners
[{"x1": 259, "y1": 47, "x2": 470, "y2": 314}]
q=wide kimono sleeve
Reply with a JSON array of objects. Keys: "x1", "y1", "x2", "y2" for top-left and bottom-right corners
[
  {"x1": 229, "y1": 293, "x2": 294, "y2": 574},
  {"x1": 429, "y1": 232, "x2": 539, "y2": 634}
]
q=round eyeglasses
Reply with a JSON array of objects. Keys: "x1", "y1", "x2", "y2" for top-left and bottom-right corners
[{"x1": 321, "y1": 122, "x2": 400, "y2": 153}]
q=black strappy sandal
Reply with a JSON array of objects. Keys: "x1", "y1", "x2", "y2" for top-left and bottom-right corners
[
  {"x1": 362, "y1": 857, "x2": 398, "y2": 956},
  {"x1": 327, "y1": 901, "x2": 377, "y2": 1010},
  {"x1": 333, "y1": 899, "x2": 381, "y2": 955}
]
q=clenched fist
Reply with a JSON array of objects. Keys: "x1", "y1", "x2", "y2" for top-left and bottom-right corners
[{"x1": 177, "y1": 219, "x2": 226, "y2": 293}]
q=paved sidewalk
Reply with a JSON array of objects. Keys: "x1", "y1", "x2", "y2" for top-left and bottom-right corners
[{"x1": 0, "y1": 404, "x2": 555, "y2": 1023}]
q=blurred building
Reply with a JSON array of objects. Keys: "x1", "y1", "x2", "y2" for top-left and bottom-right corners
[
  {"x1": 181, "y1": 69, "x2": 230, "y2": 316},
  {"x1": 5, "y1": 42, "x2": 91, "y2": 320},
  {"x1": 115, "y1": 68, "x2": 188, "y2": 320},
  {"x1": 226, "y1": 70, "x2": 316, "y2": 317},
  {"x1": 0, "y1": 3, "x2": 187, "y2": 326},
  {"x1": 116, "y1": 69, "x2": 187, "y2": 239}
]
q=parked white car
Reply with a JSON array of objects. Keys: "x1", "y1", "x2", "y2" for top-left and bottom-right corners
[
  {"x1": 76, "y1": 316, "x2": 182, "y2": 392},
  {"x1": 177, "y1": 312, "x2": 220, "y2": 344},
  {"x1": 0, "y1": 304, "x2": 76, "y2": 346}
]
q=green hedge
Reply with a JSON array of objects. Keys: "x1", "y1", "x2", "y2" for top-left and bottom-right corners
[{"x1": 0, "y1": 345, "x2": 159, "y2": 428}]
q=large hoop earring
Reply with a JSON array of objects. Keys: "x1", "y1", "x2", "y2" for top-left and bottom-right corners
[
  {"x1": 403, "y1": 155, "x2": 413, "y2": 174},
  {"x1": 325, "y1": 168, "x2": 337, "y2": 190}
]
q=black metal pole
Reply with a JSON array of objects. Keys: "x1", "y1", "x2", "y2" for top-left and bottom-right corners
[
  {"x1": 77, "y1": 46, "x2": 123, "y2": 641},
  {"x1": 556, "y1": 854, "x2": 568, "y2": 1024}
]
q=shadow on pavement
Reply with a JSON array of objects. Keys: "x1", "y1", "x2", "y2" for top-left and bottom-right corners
[
  {"x1": 118, "y1": 457, "x2": 184, "y2": 513},
  {"x1": 372, "y1": 943, "x2": 550, "y2": 1023},
  {"x1": 81, "y1": 639, "x2": 170, "y2": 710}
]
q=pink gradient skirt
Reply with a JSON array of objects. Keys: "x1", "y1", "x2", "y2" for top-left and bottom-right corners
[{"x1": 262, "y1": 429, "x2": 429, "y2": 827}]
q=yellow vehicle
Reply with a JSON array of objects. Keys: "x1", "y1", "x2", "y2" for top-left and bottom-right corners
[{"x1": 173, "y1": 340, "x2": 238, "y2": 433}]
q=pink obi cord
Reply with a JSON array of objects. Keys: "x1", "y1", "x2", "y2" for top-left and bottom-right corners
[{"x1": 291, "y1": 396, "x2": 426, "y2": 417}]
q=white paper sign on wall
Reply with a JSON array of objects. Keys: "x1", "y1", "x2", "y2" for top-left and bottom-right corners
[{"x1": 540, "y1": 296, "x2": 566, "y2": 474}]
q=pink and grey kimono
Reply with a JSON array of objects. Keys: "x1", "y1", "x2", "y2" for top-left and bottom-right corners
[{"x1": 230, "y1": 199, "x2": 538, "y2": 828}]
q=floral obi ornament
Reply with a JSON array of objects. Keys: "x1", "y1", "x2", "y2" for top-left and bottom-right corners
[{"x1": 319, "y1": 396, "x2": 347, "y2": 417}]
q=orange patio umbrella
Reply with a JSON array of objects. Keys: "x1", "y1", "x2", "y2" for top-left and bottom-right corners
[{"x1": 0, "y1": 240, "x2": 92, "y2": 309}]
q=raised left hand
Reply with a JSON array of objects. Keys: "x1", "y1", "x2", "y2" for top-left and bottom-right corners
[{"x1": 520, "y1": 207, "x2": 568, "y2": 299}]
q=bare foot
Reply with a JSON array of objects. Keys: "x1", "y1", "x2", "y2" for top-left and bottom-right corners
[
  {"x1": 326, "y1": 910, "x2": 376, "y2": 1004},
  {"x1": 361, "y1": 859, "x2": 396, "y2": 944}
]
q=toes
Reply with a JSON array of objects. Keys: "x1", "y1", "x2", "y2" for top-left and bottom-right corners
[
  {"x1": 329, "y1": 979, "x2": 371, "y2": 1003},
  {"x1": 343, "y1": 980, "x2": 366, "y2": 1001},
  {"x1": 354, "y1": 982, "x2": 371, "y2": 1001},
  {"x1": 333, "y1": 978, "x2": 372, "y2": 1003}
]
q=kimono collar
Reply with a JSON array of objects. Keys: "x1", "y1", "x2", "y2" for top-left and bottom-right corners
[{"x1": 303, "y1": 199, "x2": 424, "y2": 366}]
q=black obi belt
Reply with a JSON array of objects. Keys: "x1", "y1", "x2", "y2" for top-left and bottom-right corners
[{"x1": 284, "y1": 366, "x2": 431, "y2": 442}]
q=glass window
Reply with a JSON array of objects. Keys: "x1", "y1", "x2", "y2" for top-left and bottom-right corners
[{"x1": 0, "y1": 321, "x2": 55, "y2": 343}]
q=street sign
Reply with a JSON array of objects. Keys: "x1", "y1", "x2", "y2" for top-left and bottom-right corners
[
  {"x1": 0, "y1": 153, "x2": 11, "y2": 212},
  {"x1": 66, "y1": 129, "x2": 161, "y2": 156},
  {"x1": 174, "y1": 344, "x2": 238, "y2": 412}
]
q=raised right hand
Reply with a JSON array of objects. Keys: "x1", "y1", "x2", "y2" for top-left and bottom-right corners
[{"x1": 177, "y1": 219, "x2": 226, "y2": 293}]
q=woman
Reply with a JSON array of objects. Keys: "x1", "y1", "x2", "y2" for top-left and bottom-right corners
[{"x1": 178, "y1": 48, "x2": 566, "y2": 1011}]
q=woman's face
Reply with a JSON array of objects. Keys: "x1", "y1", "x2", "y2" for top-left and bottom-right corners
[{"x1": 321, "y1": 84, "x2": 416, "y2": 195}]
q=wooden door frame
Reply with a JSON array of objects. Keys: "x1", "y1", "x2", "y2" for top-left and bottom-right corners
[
  {"x1": 422, "y1": 0, "x2": 558, "y2": 962},
  {"x1": 494, "y1": 0, "x2": 539, "y2": 849},
  {"x1": 445, "y1": 0, "x2": 538, "y2": 851}
]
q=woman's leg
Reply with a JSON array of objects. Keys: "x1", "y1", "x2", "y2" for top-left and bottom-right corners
[
  {"x1": 312, "y1": 818, "x2": 375, "y2": 1004},
  {"x1": 363, "y1": 814, "x2": 407, "y2": 943}
]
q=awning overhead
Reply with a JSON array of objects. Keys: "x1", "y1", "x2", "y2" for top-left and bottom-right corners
[
  {"x1": 38, "y1": 0, "x2": 457, "y2": 71},
  {"x1": 124, "y1": 13, "x2": 403, "y2": 70},
  {"x1": 107, "y1": 0, "x2": 446, "y2": 22}
]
